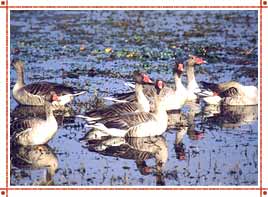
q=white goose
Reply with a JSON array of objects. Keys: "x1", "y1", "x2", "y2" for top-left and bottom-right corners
[
  {"x1": 161, "y1": 61, "x2": 188, "y2": 110},
  {"x1": 200, "y1": 81, "x2": 258, "y2": 105},
  {"x1": 77, "y1": 71, "x2": 153, "y2": 122},
  {"x1": 86, "y1": 80, "x2": 168, "y2": 138},
  {"x1": 12, "y1": 60, "x2": 86, "y2": 106},
  {"x1": 11, "y1": 103, "x2": 58, "y2": 146}
]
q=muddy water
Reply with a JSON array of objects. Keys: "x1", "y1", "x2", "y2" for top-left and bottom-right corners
[{"x1": 10, "y1": 10, "x2": 258, "y2": 186}]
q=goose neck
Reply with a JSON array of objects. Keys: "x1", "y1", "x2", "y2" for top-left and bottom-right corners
[
  {"x1": 186, "y1": 62, "x2": 199, "y2": 91},
  {"x1": 135, "y1": 83, "x2": 149, "y2": 112},
  {"x1": 154, "y1": 97, "x2": 167, "y2": 118},
  {"x1": 45, "y1": 106, "x2": 55, "y2": 121},
  {"x1": 174, "y1": 72, "x2": 183, "y2": 91},
  {"x1": 186, "y1": 64, "x2": 196, "y2": 84},
  {"x1": 15, "y1": 68, "x2": 25, "y2": 87}
]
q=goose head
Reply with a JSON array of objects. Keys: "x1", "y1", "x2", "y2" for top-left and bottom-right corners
[
  {"x1": 12, "y1": 60, "x2": 24, "y2": 73},
  {"x1": 133, "y1": 71, "x2": 154, "y2": 85},
  {"x1": 155, "y1": 79, "x2": 165, "y2": 95},
  {"x1": 187, "y1": 55, "x2": 207, "y2": 67},
  {"x1": 174, "y1": 60, "x2": 184, "y2": 75},
  {"x1": 45, "y1": 91, "x2": 60, "y2": 102},
  {"x1": 51, "y1": 92, "x2": 59, "y2": 102}
]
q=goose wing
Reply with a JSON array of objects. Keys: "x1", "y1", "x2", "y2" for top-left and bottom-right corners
[
  {"x1": 112, "y1": 91, "x2": 136, "y2": 102},
  {"x1": 99, "y1": 112, "x2": 155, "y2": 130},
  {"x1": 23, "y1": 82, "x2": 78, "y2": 97},
  {"x1": 112, "y1": 85, "x2": 156, "y2": 103},
  {"x1": 200, "y1": 81, "x2": 241, "y2": 95},
  {"x1": 86, "y1": 102, "x2": 138, "y2": 118},
  {"x1": 11, "y1": 119, "x2": 34, "y2": 136},
  {"x1": 200, "y1": 81, "x2": 221, "y2": 92}
]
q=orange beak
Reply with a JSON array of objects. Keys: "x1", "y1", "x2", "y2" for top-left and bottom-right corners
[
  {"x1": 157, "y1": 80, "x2": 164, "y2": 89},
  {"x1": 143, "y1": 74, "x2": 153, "y2": 84},
  {"x1": 195, "y1": 57, "x2": 207, "y2": 64},
  {"x1": 178, "y1": 63, "x2": 184, "y2": 71}
]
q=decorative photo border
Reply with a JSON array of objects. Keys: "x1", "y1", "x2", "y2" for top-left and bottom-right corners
[{"x1": 0, "y1": 0, "x2": 267, "y2": 196}]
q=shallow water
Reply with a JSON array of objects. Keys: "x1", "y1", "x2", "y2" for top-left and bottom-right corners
[{"x1": 10, "y1": 10, "x2": 258, "y2": 186}]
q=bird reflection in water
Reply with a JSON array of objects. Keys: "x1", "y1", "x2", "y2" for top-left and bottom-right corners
[
  {"x1": 10, "y1": 105, "x2": 67, "y2": 185},
  {"x1": 202, "y1": 105, "x2": 258, "y2": 129},
  {"x1": 11, "y1": 144, "x2": 58, "y2": 186},
  {"x1": 174, "y1": 126, "x2": 187, "y2": 161},
  {"x1": 80, "y1": 134, "x2": 168, "y2": 186},
  {"x1": 171, "y1": 107, "x2": 206, "y2": 161}
]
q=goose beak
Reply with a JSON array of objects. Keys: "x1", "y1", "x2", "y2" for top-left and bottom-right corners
[
  {"x1": 147, "y1": 78, "x2": 154, "y2": 84},
  {"x1": 194, "y1": 56, "x2": 207, "y2": 65},
  {"x1": 143, "y1": 75, "x2": 154, "y2": 84},
  {"x1": 197, "y1": 58, "x2": 207, "y2": 65}
]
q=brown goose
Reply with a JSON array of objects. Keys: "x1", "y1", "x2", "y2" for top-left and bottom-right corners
[
  {"x1": 105, "y1": 61, "x2": 187, "y2": 111},
  {"x1": 77, "y1": 71, "x2": 153, "y2": 122},
  {"x1": 200, "y1": 81, "x2": 258, "y2": 105},
  {"x1": 12, "y1": 60, "x2": 86, "y2": 106},
  {"x1": 86, "y1": 80, "x2": 168, "y2": 137},
  {"x1": 11, "y1": 102, "x2": 58, "y2": 146}
]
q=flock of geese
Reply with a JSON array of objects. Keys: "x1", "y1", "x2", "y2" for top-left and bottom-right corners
[{"x1": 10, "y1": 55, "x2": 258, "y2": 147}]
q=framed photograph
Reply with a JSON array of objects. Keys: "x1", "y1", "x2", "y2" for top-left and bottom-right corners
[{"x1": 0, "y1": 0, "x2": 267, "y2": 196}]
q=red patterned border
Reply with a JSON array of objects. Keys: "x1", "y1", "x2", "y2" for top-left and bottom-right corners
[{"x1": 1, "y1": 2, "x2": 265, "y2": 197}]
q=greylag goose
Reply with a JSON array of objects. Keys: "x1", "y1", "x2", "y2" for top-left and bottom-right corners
[
  {"x1": 85, "y1": 80, "x2": 168, "y2": 137},
  {"x1": 11, "y1": 102, "x2": 58, "y2": 146},
  {"x1": 77, "y1": 71, "x2": 153, "y2": 122},
  {"x1": 185, "y1": 55, "x2": 207, "y2": 101},
  {"x1": 199, "y1": 81, "x2": 258, "y2": 105},
  {"x1": 12, "y1": 60, "x2": 86, "y2": 106},
  {"x1": 104, "y1": 61, "x2": 187, "y2": 111}
]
